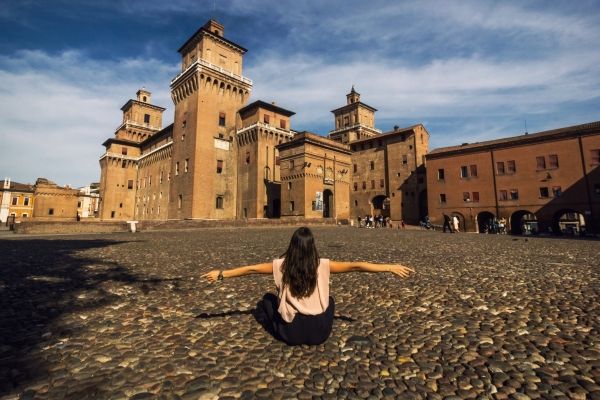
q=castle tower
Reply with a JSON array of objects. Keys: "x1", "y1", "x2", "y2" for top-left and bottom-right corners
[
  {"x1": 169, "y1": 19, "x2": 252, "y2": 219},
  {"x1": 98, "y1": 89, "x2": 165, "y2": 220},
  {"x1": 328, "y1": 86, "x2": 381, "y2": 144}
]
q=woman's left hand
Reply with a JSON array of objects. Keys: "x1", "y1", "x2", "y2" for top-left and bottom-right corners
[{"x1": 201, "y1": 270, "x2": 221, "y2": 283}]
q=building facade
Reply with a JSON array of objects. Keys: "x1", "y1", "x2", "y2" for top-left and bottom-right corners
[
  {"x1": 346, "y1": 125, "x2": 429, "y2": 224},
  {"x1": 97, "y1": 20, "x2": 429, "y2": 224},
  {"x1": 426, "y1": 121, "x2": 600, "y2": 234},
  {"x1": 0, "y1": 178, "x2": 35, "y2": 222},
  {"x1": 279, "y1": 132, "x2": 352, "y2": 220}
]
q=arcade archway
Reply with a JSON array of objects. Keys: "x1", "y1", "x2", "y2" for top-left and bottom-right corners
[
  {"x1": 553, "y1": 209, "x2": 586, "y2": 235},
  {"x1": 372, "y1": 195, "x2": 390, "y2": 218},
  {"x1": 477, "y1": 211, "x2": 495, "y2": 234},
  {"x1": 511, "y1": 210, "x2": 537, "y2": 235}
]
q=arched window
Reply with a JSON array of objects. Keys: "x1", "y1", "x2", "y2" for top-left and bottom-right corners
[{"x1": 216, "y1": 196, "x2": 224, "y2": 209}]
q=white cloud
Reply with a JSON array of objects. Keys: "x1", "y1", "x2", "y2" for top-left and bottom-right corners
[{"x1": 0, "y1": 50, "x2": 178, "y2": 187}]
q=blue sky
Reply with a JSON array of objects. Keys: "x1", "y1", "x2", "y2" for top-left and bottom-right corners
[{"x1": 1, "y1": 0, "x2": 599, "y2": 187}]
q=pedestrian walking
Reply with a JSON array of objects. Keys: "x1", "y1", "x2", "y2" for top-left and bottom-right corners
[
  {"x1": 201, "y1": 227, "x2": 413, "y2": 345},
  {"x1": 452, "y1": 215, "x2": 460, "y2": 232},
  {"x1": 443, "y1": 214, "x2": 452, "y2": 233}
]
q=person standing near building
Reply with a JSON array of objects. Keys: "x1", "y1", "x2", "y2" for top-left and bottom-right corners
[
  {"x1": 443, "y1": 214, "x2": 452, "y2": 233},
  {"x1": 452, "y1": 215, "x2": 460, "y2": 232}
]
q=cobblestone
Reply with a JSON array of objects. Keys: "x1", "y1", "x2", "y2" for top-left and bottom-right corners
[{"x1": 0, "y1": 227, "x2": 599, "y2": 399}]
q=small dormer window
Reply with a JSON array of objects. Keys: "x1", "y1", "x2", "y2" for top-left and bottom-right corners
[{"x1": 143, "y1": 96, "x2": 147, "y2": 102}]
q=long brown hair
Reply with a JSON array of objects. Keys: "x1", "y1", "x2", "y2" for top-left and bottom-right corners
[{"x1": 280, "y1": 227, "x2": 320, "y2": 298}]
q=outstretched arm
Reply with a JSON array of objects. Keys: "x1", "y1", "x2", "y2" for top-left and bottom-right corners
[
  {"x1": 201, "y1": 262, "x2": 273, "y2": 283},
  {"x1": 330, "y1": 261, "x2": 414, "y2": 278}
]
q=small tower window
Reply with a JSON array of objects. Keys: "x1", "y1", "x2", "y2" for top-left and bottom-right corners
[
  {"x1": 216, "y1": 196, "x2": 224, "y2": 209},
  {"x1": 144, "y1": 114, "x2": 150, "y2": 124},
  {"x1": 219, "y1": 112, "x2": 226, "y2": 127},
  {"x1": 143, "y1": 96, "x2": 147, "y2": 102}
]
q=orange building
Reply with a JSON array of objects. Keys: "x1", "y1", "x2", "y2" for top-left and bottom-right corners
[
  {"x1": 0, "y1": 178, "x2": 35, "y2": 222},
  {"x1": 98, "y1": 20, "x2": 429, "y2": 225},
  {"x1": 426, "y1": 121, "x2": 600, "y2": 234}
]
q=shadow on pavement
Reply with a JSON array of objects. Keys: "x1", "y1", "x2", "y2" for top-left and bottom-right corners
[{"x1": 0, "y1": 238, "x2": 176, "y2": 396}]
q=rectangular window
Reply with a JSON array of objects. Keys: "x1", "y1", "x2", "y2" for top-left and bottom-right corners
[
  {"x1": 275, "y1": 157, "x2": 281, "y2": 166},
  {"x1": 591, "y1": 149, "x2": 600, "y2": 166},
  {"x1": 470, "y1": 164, "x2": 478, "y2": 177},
  {"x1": 370, "y1": 161, "x2": 375, "y2": 170},
  {"x1": 548, "y1": 154, "x2": 559, "y2": 169},
  {"x1": 185, "y1": 159, "x2": 189, "y2": 172},
  {"x1": 159, "y1": 171, "x2": 163, "y2": 184},
  {"x1": 344, "y1": 116, "x2": 349, "y2": 127},
  {"x1": 552, "y1": 186, "x2": 562, "y2": 197},
  {"x1": 24, "y1": 197, "x2": 30, "y2": 206},
  {"x1": 48, "y1": 208, "x2": 54, "y2": 215},
  {"x1": 353, "y1": 164, "x2": 357, "y2": 173},
  {"x1": 175, "y1": 162, "x2": 179, "y2": 175},
  {"x1": 219, "y1": 112, "x2": 226, "y2": 127},
  {"x1": 353, "y1": 182, "x2": 358, "y2": 191},
  {"x1": 499, "y1": 190, "x2": 508, "y2": 201},
  {"x1": 22, "y1": 213, "x2": 28, "y2": 218},
  {"x1": 290, "y1": 201, "x2": 295, "y2": 211},
  {"x1": 216, "y1": 196, "x2": 224, "y2": 209},
  {"x1": 11, "y1": 197, "x2": 18, "y2": 206},
  {"x1": 507, "y1": 160, "x2": 516, "y2": 174},
  {"x1": 287, "y1": 182, "x2": 292, "y2": 190},
  {"x1": 380, "y1": 179, "x2": 384, "y2": 188},
  {"x1": 439, "y1": 193, "x2": 446, "y2": 203},
  {"x1": 371, "y1": 180, "x2": 375, "y2": 189},
  {"x1": 122, "y1": 147, "x2": 128, "y2": 155},
  {"x1": 280, "y1": 120, "x2": 286, "y2": 129},
  {"x1": 496, "y1": 161, "x2": 505, "y2": 175},
  {"x1": 216, "y1": 160, "x2": 223, "y2": 174},
  {"x1": 463, "y1": 192, "x2": 470, "y2": 202},
  {"x1": 128, "y1": 180, "x2": 133, "y2": 189},
  {"x1": 402, "y1": 155, "x2": 408, "y2": 165},
  {"x1": 362, "y1": 181, "x2": 366, "y2": 190},
  {"x1": 144, "y1": 114, "x2": 150, "y2": 124},
  {"x1": 77, "y1": 201, "x2": 82, "y2": 208},
  {"x1": 460, "y1": 166, "x2": 468, "y2": 178},
  {"x1": 472, "y1": 192, "x2": 480, "y2": 202},
  {"x1": 289, "y1": 159, "x2": 294, "y2": 169},
  {"x1": 264, "y1": 114, "x2": 270, "y2": 124},
  {"x1": 110, "y1": 211, "x2": 115, "y2": 218},
  {"x1": 510, "y1": 189, "x2": 519, "y2": 200},
  {"x1": 539, "y1": 187, "x2": 549, "y2": 198},
  {"x1": 178, "y1": 194, "x2": 182, "y2": 209},
  {"x1": 246, "y1": 152, "x2": 250, "y2": 164},
  {"x1": 437, "y1": 169, "x2": 445, "y2": 180},
  {"x1": 536, "y1": 156, "x2": 546, "y2": 170}
]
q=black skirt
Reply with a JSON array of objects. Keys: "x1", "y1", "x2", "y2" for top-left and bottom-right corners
[{"x1": 255, "y1": 293, "x2": 335, "y2": 346}]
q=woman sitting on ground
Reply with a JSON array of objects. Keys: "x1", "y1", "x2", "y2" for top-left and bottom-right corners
[{"x1": 201, "y1": 227, "x2": 413, "y2": 346}]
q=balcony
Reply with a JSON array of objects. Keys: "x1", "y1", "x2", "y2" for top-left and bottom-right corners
[{"x1": 171, "y1": 58, "x2": 253, "y2": 86}]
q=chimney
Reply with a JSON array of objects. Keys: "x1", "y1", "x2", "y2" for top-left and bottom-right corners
[{"x1": 3, "y1": 178, "x2": 10, "y2": 189}]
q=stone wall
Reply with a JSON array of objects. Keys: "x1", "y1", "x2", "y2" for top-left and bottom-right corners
[{"x1": 13, "y1": 221, "x2": 130, "y2": 234}]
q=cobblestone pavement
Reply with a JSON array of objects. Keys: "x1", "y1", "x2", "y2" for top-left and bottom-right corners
[{"x1": 0, "y1": 227, "x2": 599, "y2": 399}]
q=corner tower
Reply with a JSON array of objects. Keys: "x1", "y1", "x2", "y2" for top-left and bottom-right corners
[
  {"x1": 169, "y1": 20, "x2": 252, "y2": 219},
  {"x1": 328, "y1": 87, "x2": 381, "y2": 144},
  {"x1": 98, "y1": 89, "x2": 165, "y2": 220}
]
